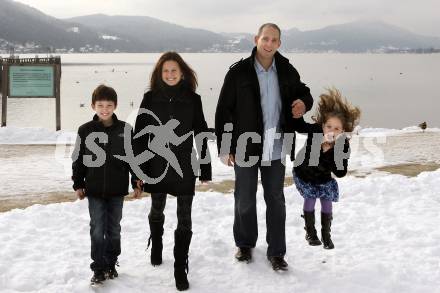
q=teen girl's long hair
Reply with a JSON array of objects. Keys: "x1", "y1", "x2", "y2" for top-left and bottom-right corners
[{"x1": 150, "y1": 51, "x2": 198, "y2": 92}]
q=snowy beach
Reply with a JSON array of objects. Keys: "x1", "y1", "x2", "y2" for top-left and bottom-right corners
[
  {"x1": 0, "y1": 165, "x2": 439, "y2": 292},
  {"x1": 0, "y1": 126, "x2": 439, "y2": 292}
]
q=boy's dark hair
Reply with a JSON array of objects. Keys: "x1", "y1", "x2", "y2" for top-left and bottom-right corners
[
  {"x1": 92, "y1": 84, "x2": 118, "y2": 106},
  {"x1": 313, "y1": 87, "x2": 361, "y2": 132},
  {"x1": 150, "y1": 51, "x2": 198, "y2": 92},
  {"x1": 257, "y1": 23, "x2": 281, "y2": 38}
]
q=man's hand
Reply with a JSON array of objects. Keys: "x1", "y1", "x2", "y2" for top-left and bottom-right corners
[
  {"x1": 75, "y1": 189, "x2": 85, "y2": 200},
  {"x1": 220, "y1": 154, "x2": 235, "y2": 166},
  {"x1": 291, "y1": 99, "x2": 306, "y2": 118}
]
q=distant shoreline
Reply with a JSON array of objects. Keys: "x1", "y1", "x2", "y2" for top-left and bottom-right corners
[{"x1": 2, "y1": 51, "x2": 440, "y2": 56}]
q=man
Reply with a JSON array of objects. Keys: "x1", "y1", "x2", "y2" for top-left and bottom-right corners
[{"x1": 215, "y1": 23, "x2": 313, "y2": 271}]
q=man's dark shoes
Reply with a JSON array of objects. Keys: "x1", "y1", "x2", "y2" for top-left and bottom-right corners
[
  {"x1": 90, "y1": 270, "x2": 106, "y2": 285},
  {"x1": 235, "y1": 247, "x2": 252, "y2": 263},
  {"x1": 107, "y1": 265, "x2": 118, "y2": 279},
  {"x1": 268, "y1": 256, "x2": 288, "y2": 271}
]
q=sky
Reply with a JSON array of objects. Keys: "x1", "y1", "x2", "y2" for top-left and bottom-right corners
[{"x1": 13, "y1": 0, "x2": 440, "y2": 37}]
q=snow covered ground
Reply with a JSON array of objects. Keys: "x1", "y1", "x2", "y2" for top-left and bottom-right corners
[{"x1": 0, "y1": 170, "x2": 439, "y2": 292}]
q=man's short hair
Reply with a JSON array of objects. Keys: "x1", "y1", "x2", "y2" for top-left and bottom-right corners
[
  {"x1": 92, "y1": 84, "x2": 117, "y2": 106},
  {"x1": 257, "y1": 23, "x2": 281, "y2": 38}
]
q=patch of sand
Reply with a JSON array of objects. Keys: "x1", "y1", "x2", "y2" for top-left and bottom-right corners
[{"x1": 375, "y1": 162, "x2": 440, "y2": 177}]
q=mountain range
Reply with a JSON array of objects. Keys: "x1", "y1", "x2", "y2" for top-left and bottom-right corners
[{"x1": 1, "y1": 0, "x2": 440, "y2": 53}]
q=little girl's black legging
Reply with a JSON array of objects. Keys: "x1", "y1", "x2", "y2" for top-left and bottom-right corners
[{"x1": 149, "y1": 193, "x2": 193, "y2": 231}]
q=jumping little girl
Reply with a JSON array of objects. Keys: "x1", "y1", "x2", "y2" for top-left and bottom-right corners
[{"x1": 292, "y1": 88, "x2": 360, "y2": 249}]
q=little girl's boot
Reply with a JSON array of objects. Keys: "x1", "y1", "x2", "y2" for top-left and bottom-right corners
[{"x1": 321, "y1": 212, "x2": 335, "y2": 249}]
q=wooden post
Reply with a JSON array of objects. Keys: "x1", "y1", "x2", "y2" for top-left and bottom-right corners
[
  {"x1": 1, "y1": 63, "x2": 8, "y2": 127},
  {"x1": 55, "y1": 62, "x2": 61, "y2": 131}
]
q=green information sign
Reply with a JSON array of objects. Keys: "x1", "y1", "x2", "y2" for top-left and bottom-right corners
[{"x1": 9, "y1": 66, "x2": 54, "y2": 97}]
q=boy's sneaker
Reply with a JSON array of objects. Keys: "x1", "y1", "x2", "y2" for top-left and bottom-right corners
[
  {"x1": 90, "y1": 270, "x2": 106, "y2": 285},
  {"x1": 235, "y1": 247, "x2": 252, "y2": 263}
]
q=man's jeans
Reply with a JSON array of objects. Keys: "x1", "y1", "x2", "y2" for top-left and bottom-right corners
[
  {"x1": 233, "y1": 159, "x2": 286, "y2": 257},
  {"x1": 88, "y1": 195, "x2": 124, "y2": 272}
]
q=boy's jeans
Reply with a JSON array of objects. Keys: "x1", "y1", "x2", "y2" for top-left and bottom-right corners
[{"x1": 88, "y1": 195, "x2": 124, "y2": 272}]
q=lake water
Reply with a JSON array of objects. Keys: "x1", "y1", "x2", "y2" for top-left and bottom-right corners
[{"x1": 1, "y1": 53, "x2": 439, "y2": 131}]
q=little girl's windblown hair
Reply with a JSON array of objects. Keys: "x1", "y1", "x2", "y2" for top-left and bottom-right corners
[{"x1": 313, "y1": 87, "x2": 361, "y2": 132}]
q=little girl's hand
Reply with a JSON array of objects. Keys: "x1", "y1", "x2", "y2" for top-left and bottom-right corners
[
  {"x1": 321, "y1": 141, "x2": 333, "y2": 152},
  {"x1": 323, "y1": 132, "x2": 335, "y2": 143}
]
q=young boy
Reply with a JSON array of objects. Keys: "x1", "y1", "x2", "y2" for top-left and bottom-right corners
[{"x1": 71, "y1": 84, "x2": 141, "y2": 285}]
